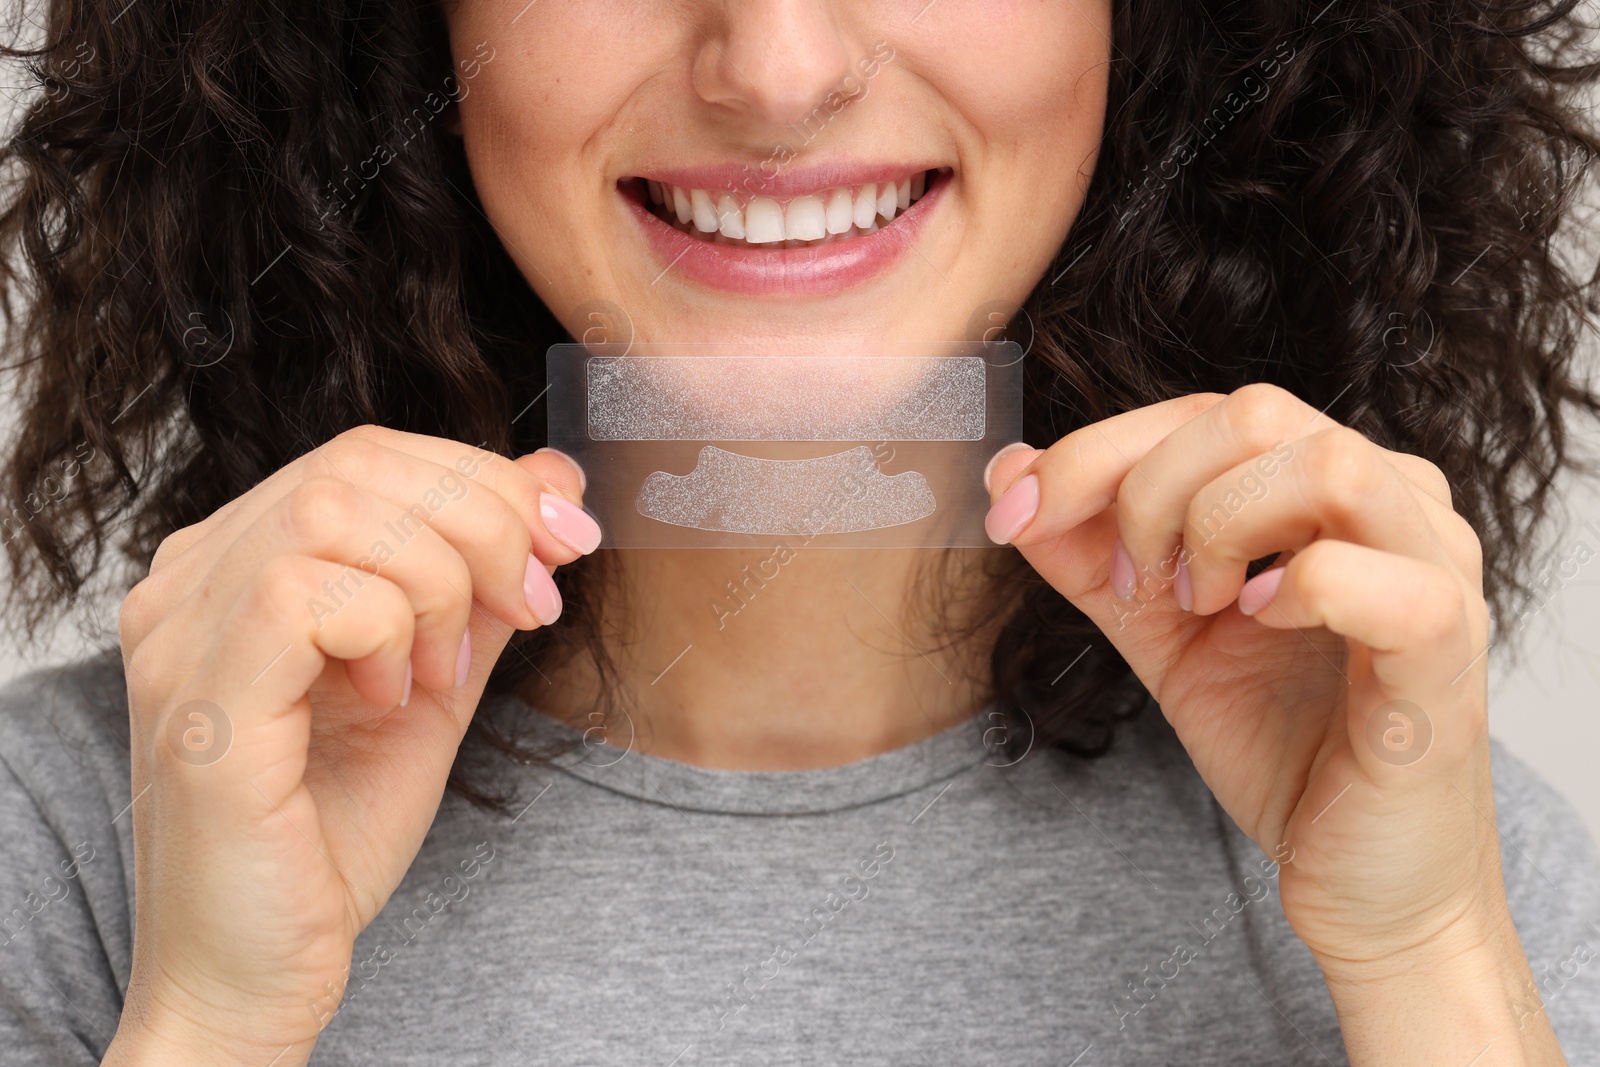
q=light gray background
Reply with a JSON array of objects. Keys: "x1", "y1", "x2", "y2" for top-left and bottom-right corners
[{"x1": 0, "y1": 8, "x2": 1597, "y2": 844}]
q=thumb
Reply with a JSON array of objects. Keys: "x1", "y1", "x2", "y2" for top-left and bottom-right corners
[
  {"x1": 516, "y1": 446, "x2": 587, "y2": 504},
  {"x1": 447, "y1": 447, "x2": 589, "y2": 709},
  {"x1": 514, "y1": 446, "x2": 594, "y2": 560},
  {"x1": 983, "y1": 442, "x2": 1040, "y2": 502}
]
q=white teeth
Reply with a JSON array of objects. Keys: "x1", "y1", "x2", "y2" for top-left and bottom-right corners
[
  {"x1": 651, "y1": 174, "x2": 933, "y2": 247},
  {"x1": 690, "y1": 188, "x2": 719, "y2": 233},
  {"x1": 784, "y1": 195, "x2": 827, "y2": 241},
  {"x1": 717, "y1": 193, "x2": 745, "y2": 239},
  {"x1": 825, "y1": 188, "x2": 854, "y2": 235},
  {"x1": 876, "y1": 183, "x2": 898, "y2": 222},
  {"x1": 854, "y1": 184, "x2": 878, "y2": 230},
  {"x1": 744, "y1": 198, "x2": 786, "y2": 244}
]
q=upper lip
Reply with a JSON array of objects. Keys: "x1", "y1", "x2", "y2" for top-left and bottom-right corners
[{"x1": 627, "y1": 161, "x2": 945, "y2": 199}]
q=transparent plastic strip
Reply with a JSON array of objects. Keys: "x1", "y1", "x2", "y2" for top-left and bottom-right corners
[{"x1": 546, "y1": 341, "x2": 1024, "y2": 549}]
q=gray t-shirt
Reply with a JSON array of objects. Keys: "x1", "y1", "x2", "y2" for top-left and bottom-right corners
[{"x1": 1, "y1": 649, "x2": 1598, "y2": 1065}]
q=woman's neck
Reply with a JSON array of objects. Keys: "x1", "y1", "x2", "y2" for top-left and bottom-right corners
[{"x1": 531, "y1": 546, "x2": 999, "y2": 769}]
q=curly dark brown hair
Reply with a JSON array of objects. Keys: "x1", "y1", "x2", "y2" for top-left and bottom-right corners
[{"x1": 2, "y1": 0, "x2": 1597, "y2": 797}]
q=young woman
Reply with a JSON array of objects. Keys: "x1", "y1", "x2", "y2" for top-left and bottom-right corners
[{"x1": 2, "y1": 0, "x2": 1598, "y2": 1063}]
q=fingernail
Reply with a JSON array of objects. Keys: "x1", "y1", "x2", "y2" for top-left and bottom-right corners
[
  {"x1": 1238, "y1": 567, "x2": 1286, "y2": 617},
  {"x1": 454, "y1": 630, "x2": 472, "y2": 688},
  {"x1": 534, "y1": 447, "x2": 586, "y2": 493},
  {"x1": 984, "y1": 474, "x2": 1039, "y2": 545},
  {"x1": 540, "y1": 493, "x2": 602, "y2": 555},
  {"x1": 523, "y1": 554, "x2": 564, "y2": 626},
  {"x1": 1174, "y1": 556, "x2": 1193, "y2": 612},
  {"x1": 1111, "y1": 537, "x2": 1137, "y2": 601},
  {"x1": 982, "y1": 442, "x2": 1034, "y2": 493},
  {"x1": 400, "y1": 661, "x2": 413, "y2": 707}
]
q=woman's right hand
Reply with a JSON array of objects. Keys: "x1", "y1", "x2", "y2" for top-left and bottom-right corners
[{"x1": 102, "y1": 426, "x2": 597, "y2": 1066}]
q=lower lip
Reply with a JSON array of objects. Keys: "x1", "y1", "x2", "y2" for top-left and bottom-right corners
[{"x1": 624, "y1": 173, "x2": 948, "y2": 297}]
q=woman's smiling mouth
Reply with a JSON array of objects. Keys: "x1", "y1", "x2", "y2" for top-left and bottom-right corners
[{"x1": 620, "y1": 165, "x2": 950, "y2": 296}]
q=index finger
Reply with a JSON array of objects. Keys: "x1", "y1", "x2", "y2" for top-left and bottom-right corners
[
  {"x1": 985, "y1": 393, "x2": 1225, "y2": 546},
  {"x1": 154, "y1": 427, "x2": 587, "y2": 572}
]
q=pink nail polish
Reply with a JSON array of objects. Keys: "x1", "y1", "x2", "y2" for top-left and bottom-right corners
[
  {"x1": 1238, "y1": 567, "x2": 1286, "y2": 617},
  {"x1": 455, "y1": 630, "x2": 472, "y2": 688},
  {"x1": 1175, "y1": 556, "x2": 1193, "y2": 612},
  {"x1": 523, "y1": 554, "x2": 563, "y2": 626},
  {"x1": 982, "y1": 442, "x2": 1033, "y2": 493},
  {"x1": 400, "y1": 661, "x2": 413, "y2": 707},
  {"x1": 1111, "y1": 537, "x2": 1136, "y2": 601},
  {"x1": 540, "y1": 493, "x2": 602, "y2": 555},
  {"x1": 984, "y1": 474, "x2": 1039, "y2": 545}
]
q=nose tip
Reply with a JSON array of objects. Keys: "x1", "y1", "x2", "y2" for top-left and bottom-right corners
[{"x1": 692, "y1": 2, "x2": 860, "y2": 129}]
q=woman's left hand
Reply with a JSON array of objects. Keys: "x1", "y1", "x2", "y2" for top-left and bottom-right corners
[{"x1": 985, "y1": 384, "x2": 1559, "y2": 1064}]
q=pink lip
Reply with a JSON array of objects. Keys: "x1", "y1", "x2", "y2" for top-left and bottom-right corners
[{"x1": 623, "y1": 168, "x2": 949, "y2": 297}]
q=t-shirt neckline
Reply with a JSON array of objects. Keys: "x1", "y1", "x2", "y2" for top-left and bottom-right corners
[{"x1": 505, "y1": 696, "x2": 998, "y2": 817}]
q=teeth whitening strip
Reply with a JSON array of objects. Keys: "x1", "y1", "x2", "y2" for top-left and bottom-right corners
[
  {"x1": 545, "y1": 342, "x2": 1024, "y2": 548},
  {"x1": 585, "y1": 355, "x2": 987, "y2": 441}
]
